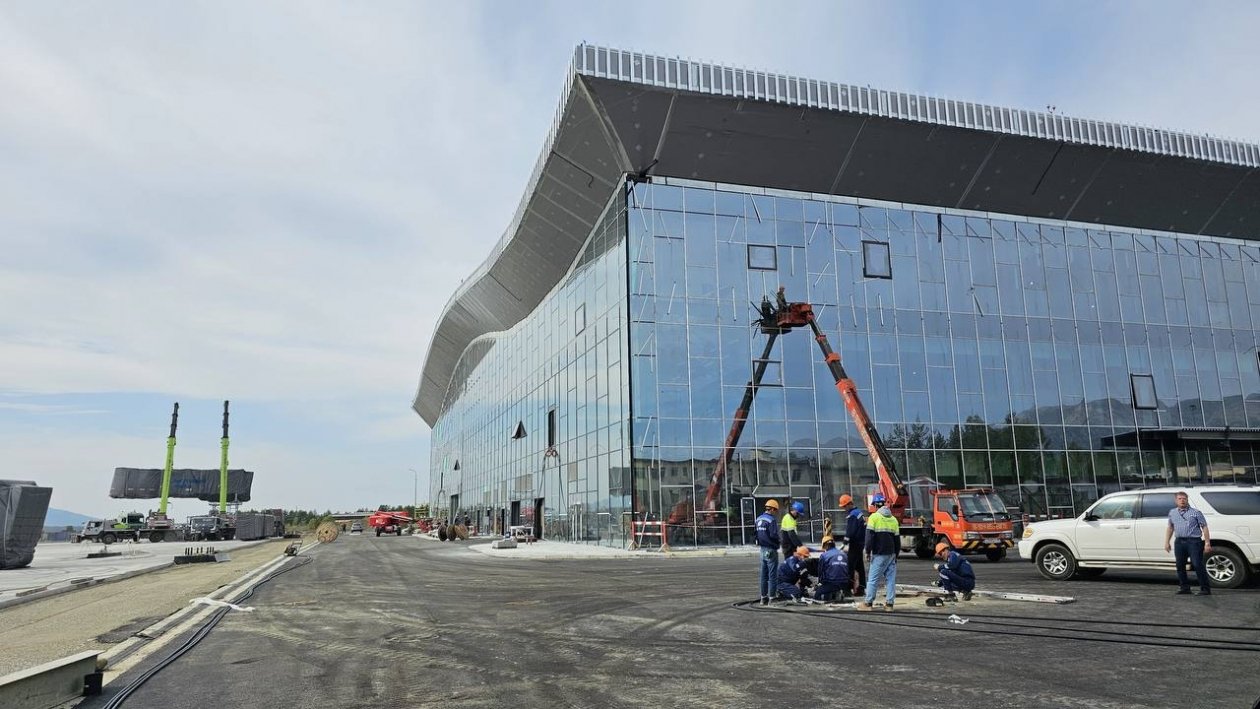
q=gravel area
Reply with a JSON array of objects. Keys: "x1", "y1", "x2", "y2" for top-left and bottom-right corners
[{"x1": 0, "y1": 539, "x2": 293, "y2": 677}]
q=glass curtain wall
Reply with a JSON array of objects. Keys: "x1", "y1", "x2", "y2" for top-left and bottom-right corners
[
  {"x1": 628, "y1": 178, "x2": 1260, "y2": 546},
  {"x1": 429, "y1": 191, "x2": 631, "y2": 546}
]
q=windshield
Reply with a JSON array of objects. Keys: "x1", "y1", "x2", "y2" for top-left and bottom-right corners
[{"x1": 957, "y1": 493, "x2": 1010, "y2": 521}]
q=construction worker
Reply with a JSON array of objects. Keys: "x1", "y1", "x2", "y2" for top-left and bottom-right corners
[
  {"x1": 779, "y1": 501, "x2": 805, "y2": 558},
  {"x1": 813, "y1": 536, "x2": 851, "y2": 602},
  {"x1": 755, "y1": 500, "x2": 781, "y2": 606},
  {"x1": 934, "y1": 542, "x2": 975, "y2": 600},
  {"x1": 776, "y1": 545, "x2": 812, "y2": 601},
  {"x1": 840, "y1": 494, "x2": 866, "y2": 595},
  {"x1": 857, "y1": 493, "x2": 900, "y2": 611}
]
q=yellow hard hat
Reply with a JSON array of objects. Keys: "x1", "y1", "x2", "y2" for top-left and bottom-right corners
[
  {"x1": 821, "y1": 536, "x2": 834, "y2": 546},
  {"x1": 935, "y1": 542, "x2": 951, "y2": 555},
  {"x1": 764, "y1": 499, "x2": 780, "y2": 510}
]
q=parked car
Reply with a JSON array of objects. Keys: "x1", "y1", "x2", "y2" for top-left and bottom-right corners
[
  {"x1": 349, "y1": 521, "x2": 363, "y2": 534},
  {"x1": 1018, "y1": 485, "x2": 1260, "y2": 588}
]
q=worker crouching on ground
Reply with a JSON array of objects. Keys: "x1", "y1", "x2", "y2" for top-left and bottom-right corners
[
  {"x1": 857, "y1": 493, "x2": 900, "y2": 612},
  {"x1": 779, "y1": 501, "x2": 805, "y2": 558},
  {"x1": 776, "y1": 546, "x2": 813, "y2": 602},
  {"x1": 756, "y1": 500, "x2": 781, "y2": 606},
  {"x1": 933, "y1": 542, "x2": 975, "y2": 601},
  {"x1": 813, "y1": 536, "x2": 851, "y2": 602}
]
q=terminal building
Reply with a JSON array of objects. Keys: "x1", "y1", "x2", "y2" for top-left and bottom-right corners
[{"x1": 414, "y1": 44, "x2": 1260, "y2": 547}]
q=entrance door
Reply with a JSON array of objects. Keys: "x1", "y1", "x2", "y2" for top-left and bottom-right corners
[
  {"x1": 740, "y1": 497, "x2": 757, "y2": 546},
  {"x1": 533, "y1": 497, "x2": 544, "y2": 540},
  {"x1": 510, "y1": 500, "x2": 521, "y2": 527}
]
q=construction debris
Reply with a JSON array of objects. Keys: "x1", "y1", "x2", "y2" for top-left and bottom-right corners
[{"x1": 896, "y1": 583, "x2": 1075, "y2": 604}]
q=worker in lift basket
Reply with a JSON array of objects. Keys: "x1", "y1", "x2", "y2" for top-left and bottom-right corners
[
  {"x1": 776, "y1": 546, "x2": 813, "y2": 602},
  {"x1": 779, "y1": 501, "x2": 806, "y2": 558},
  {"x1": 933, "y1": 542, "x2": 976, "y2": 601},
  {"x1": 813, "y1": 536, "x2": 851, "y2": 602}
]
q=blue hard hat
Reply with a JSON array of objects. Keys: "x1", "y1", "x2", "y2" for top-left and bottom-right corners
[
  {"x1": 872, "y1": 493, "x2": 886, "y2": 504},
  {"x1": 791, "y1": 502, "x2": 806, "y2": 514}
]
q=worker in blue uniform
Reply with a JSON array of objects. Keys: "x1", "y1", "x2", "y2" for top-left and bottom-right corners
[
  {"x1": 934, "y1": 542, "x2": 976, "y2": 600},
  {"x1": 776, "y1": 545, "x2": 813, "y2": 601},
  {"x1": 813, "y1": 536, "x2": 851, "y2": 602},
  {"x1": 840, "y1": 494, "x2": 866, "y2": 594},
  {"x1": 755, "y1": 499, "x2": 781, "y2": 606}
]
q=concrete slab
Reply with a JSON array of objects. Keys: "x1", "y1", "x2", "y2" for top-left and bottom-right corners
[{"x1": 0, "y1": 540, "x2": 272, "y2": 608}]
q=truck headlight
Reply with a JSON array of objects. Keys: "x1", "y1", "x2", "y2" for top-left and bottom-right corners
[
  {"x1": 963, "y1": 532, "x2": 981, "y2": 540},
  {"x1": 1022, "y1": 527, "x2": 1034, "y2": 539},
  {"x1": 1000, "y1": 532, "x2": 1014, "y2": 539}
]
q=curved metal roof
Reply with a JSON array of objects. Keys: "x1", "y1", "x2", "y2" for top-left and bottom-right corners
[{"x1": 414, "y1": 44, "x2": 1260, "y2": 426}]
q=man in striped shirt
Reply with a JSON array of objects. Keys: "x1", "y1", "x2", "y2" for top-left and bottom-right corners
[{"x1": 1163, "y1": 491, "x2": 1213, "y2": 596}]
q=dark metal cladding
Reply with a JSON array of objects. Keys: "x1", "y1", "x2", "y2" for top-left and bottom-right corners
[{"x1": 109, "y1": 468, "x2": 254, "y2": 502}]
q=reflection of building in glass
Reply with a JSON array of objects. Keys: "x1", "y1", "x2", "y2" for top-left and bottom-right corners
[{"x1": 415, "y1": 45, "x2": 1260, "y2": 546}]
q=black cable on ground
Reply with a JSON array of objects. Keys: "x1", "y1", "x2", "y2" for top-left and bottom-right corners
[
  {"x1": 730, "y1": 599, "x2": 1260, "y2": 653},
  {"x1": 103, "y1": 555, "x2": 314, "y2": 709}
]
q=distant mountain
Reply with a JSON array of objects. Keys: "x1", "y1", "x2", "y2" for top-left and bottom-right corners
[{"x1": 44, "y1": 508, "x2": 95, "y2": 529}]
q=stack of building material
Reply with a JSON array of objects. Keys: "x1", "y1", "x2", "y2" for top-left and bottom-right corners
[
  {"x1": 110, "y1": 468, "x2": 254, "y2": 502},
  {"x1": 234, "y1": 513, "x2": 275, "y2": 541},
  {"x1": 1, "y1": 480, "x2": 53, "y2": 569}
]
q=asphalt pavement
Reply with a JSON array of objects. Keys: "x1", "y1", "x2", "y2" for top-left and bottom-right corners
[{"x1": 78, "y1": 535, "x2": 1260, "y2": 709}]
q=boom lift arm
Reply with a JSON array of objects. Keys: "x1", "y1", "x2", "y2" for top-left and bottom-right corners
[{"x1": 699, "y1": 288, "x2": 908, "y2": 522}]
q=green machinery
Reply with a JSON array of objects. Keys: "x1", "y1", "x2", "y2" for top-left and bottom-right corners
[{"x1": 219, "y1": 400, "x2": 230, "y2": 513}]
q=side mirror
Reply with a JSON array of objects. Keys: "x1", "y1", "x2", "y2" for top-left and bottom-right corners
[{"x1": 1084, "y1": 512, "x2": 1098, "y2": 522}]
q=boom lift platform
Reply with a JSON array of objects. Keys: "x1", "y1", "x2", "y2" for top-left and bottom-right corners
[{"x1": 690, "y1": 288, "x2": 1015, "y2": 560}]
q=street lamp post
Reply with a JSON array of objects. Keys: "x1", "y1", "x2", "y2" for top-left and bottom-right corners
[{"x1": 409, "y1": 468, "x2": 418, "y2": 518}]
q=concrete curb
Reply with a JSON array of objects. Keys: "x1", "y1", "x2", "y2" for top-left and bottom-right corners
[{"x1": 0, "y1": 538, "x2": 276, "y2": 612}]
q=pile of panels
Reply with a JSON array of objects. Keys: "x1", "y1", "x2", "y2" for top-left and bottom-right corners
[
  {"x1": 110, "y1": 468, "x2": 254, "y2": 502},
  {"x1": 1, "y1": 480, "x2": 53, "y2": 569},
  {"x1": 234, "y1": 513, "x2": 275, "y2": 541}
]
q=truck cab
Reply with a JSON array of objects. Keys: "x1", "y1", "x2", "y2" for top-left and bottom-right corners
[
  {"x1": 928, "y1": 488, "x2": 1016, "y2": 561},
  {"x1": 188, "y1": 515, "x2": 231, "y2": 541}
]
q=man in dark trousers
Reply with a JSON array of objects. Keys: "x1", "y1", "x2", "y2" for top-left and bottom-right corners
[
  {"x1": 755, "y1": 499, "x2": 781, "y2": 606},
  {"x1": 776, "y1": 546, "x2": 813, "y2": 602},
  {"x1": 780, "y1": 501, "x2": 806, "y2": 558},
  {"x1": 1164, "y1": 491, "x2": 1213, "y2": 596},
  {"x1": 840, "y1": 494, "x2": 866, "y2": 595},
  {"x1": 813, "y1": 536, "x2": 851, "y2": 602},
  {"x1": 933, "y1": 542, "x2": 975, "y2": 600}
]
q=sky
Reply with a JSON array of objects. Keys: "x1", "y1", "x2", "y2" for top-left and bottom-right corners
[{"x1": 3, "y1": 1, "x2": 1259, "y2": 519}]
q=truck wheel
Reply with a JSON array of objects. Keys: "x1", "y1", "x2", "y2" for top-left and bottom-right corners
[
  {"x1": 1206, "y1": 546, "x2": 1249, "y2": 589},
  {"x1": 150, "y1": 531, "x2": 165, "y2": 543},
  {"x1": 375, "y1": 528, "x2": 382, "y2": 537},
  {"x1": 913, "y1": 537, "x2": 935, "y2": 560},
  {"x1": 100, "y1": 532, "x2": 117, "y2": 545},
  {"x1": 1033, "y1": 543, "x2": 1077, "y2": 581},
  {"x1": 396, "y1": 528, "x2": 402, "y2": 536},
  {"x1": 985, "y1": 547, "x2": 1007, "y2": 562}
]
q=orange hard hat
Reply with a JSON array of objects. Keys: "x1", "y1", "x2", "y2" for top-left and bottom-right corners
[
  {"x1": 795, "y1": 545, "x2": 810, "y2": 558},
  {"x1": 935, "y1": 542, "x2": 951, "y2": 555},
  {"x1": 838, "y1": 494, "x2": 853, "y2": 506},
  {"x1": 764, "y1": 499, "x2": 780, "y2": 510}
]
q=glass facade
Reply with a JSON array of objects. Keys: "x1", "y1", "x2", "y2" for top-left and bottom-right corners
[
  {"x1": 432, "y1": 177, "x2": 1260, "y2": 547},
  {"x1": 429, "y1": 193, "x2": 632, "y2": 545}
]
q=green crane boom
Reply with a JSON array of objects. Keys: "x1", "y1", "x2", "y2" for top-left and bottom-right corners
[
  {"x1": 159, "y1": 402, "x2": 178, "y2": 515},
  {"x1": 220, "y1": 400, "x2": 230, "y2": 513}
]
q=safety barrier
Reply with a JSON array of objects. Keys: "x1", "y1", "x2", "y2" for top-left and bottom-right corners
[{"x1": 628, "y1": 520, "x2": 669, "y2": 551}]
